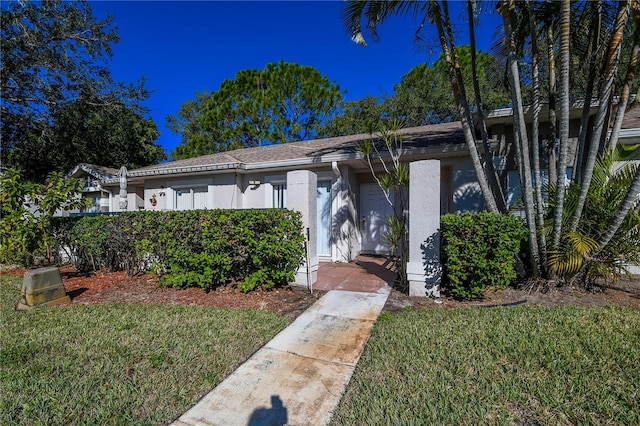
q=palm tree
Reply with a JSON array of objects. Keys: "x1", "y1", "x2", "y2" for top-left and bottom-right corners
[
  {"x1": 527, "y1": 0, "x2": 547, "y2": 265},
  {"x1": 551, "y1": 0, "x2": 571, "y2": 248},
  {"x1": 344, "y1": 0, "x2": 640, "y2": 285},
  {"x1": 499, "y1": 0, "x2": 541, "y2": 276},
  {"x1": 544, "y1": 0, "x2": 559, "y2": 187},
  {"x1": 570, "y1": 1, "x2": 630, "y2": 232},
  {"x1": 343, "y1": 0, "x2": 501, "y2": 214},
  {"x1": 467, "y1": 0, "x2": 508, "y2": 213},
  {"x1": 573, "y1": 0, "x2": 604, "y2": 183},
  {"x1": 548, "y1": 151, "x2": 640, "y2": 285}
]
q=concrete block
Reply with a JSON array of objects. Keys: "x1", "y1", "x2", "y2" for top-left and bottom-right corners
[{"x1": 18, "y1": 266, "x2": 70, "y2": 309}]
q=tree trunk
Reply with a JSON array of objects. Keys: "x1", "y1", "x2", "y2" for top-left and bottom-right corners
[
  {"x1": 608, "y1": 5, "x2": 640, "y2": 151},
  {"x1": 500, "y1": 0, "x2": 541, "y2": 277},
  {"x1": 433, "y1": 0, "x2": 501, "y2": 214},
  {"x1": 527, "y1": 0, "x2": 547, "y2": 266},
  {"x1": 545, "y1": 4, "x2": 558, "y2": 187},
  {"x1": 467, "y1": 0, "x2": 507, "y2": 213},
  {"x1": 573, "y1": 1, "x2": 602, "y2": 184},
  {"x1": 551, "y1": 0, "x2": 571, "y2": 248},
  {"x1": 570, "y1": 1, "x2": 629, "y2": 232}
]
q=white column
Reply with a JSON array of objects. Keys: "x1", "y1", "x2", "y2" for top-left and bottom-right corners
[
  {"x1": 407, "y1": 160, "x2": 442, "y2": 297},
  {"x1": 332, "y1": 164, "x2": 357, "y2": 262},
  {"x1": 287, "y1": 170, "x2": 318, "y2": 286}
]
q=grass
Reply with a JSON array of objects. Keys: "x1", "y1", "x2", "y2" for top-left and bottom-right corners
[
  {"x1": 0, "y1": 275, "x2": 289, "y2": 425},
  {"x1": 331, "y1": 307, "x2": 640, "y2": 425}
]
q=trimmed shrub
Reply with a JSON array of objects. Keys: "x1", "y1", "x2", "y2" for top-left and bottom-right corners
[
  {"x1": 52, "y1": 209, "x2": 305, "y2": 292},
  {"x1": 440, "y1": 212, "x2": 527, "y2": 299}
]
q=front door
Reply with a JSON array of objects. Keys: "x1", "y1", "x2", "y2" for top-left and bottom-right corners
[
  {"x1": 360, "y1": 183, "x2": 393, "y2": 254},
  {"x1": 317, "y1": 181, "x2": 331, "y2": 257}
]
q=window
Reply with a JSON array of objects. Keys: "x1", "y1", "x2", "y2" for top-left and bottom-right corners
[
  {"x1": 507, "y1": 168, "x2": 572, "y2": 209},
  {"x1": 272, "y1": 183, "x2": 287, "y2": 208},
  {"x1": 175, "y1": 187, "x2": 208, "y2": 210},
  {"x1": 83, "y1": 175, "x2": 95, "y2": 188},
  {"x1": 82, "y1": 195, "x2": 101, "y2": 213}
]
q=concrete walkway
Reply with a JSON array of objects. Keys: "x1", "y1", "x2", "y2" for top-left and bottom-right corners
[{"x1": 172, "y1": 257, "x2": 394, "y2": 426}]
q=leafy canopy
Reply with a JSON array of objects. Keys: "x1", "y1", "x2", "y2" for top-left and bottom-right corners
[
  {"x1": 169, "y1": 61, "x2": 343, "y2": 159},
  {"x1": 1, "y1": 0, "x2": 165, "y2": 182}
]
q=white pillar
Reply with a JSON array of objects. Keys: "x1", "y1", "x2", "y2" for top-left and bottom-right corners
[
  {"x1": 287, "y1": 170, "x2": 318, "y2": 286},
  {"x1": 407, "y1": 160, "x2": 441, "y2": 297},
  {"x1": 332, "y1": 164, "x2": 356, "y2": 262}
]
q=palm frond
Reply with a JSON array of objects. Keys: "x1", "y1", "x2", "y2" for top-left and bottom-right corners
[
  {"x1": 565, "y1": 231, "x2": 599, "y2": 256},
  {"x1": 342, "y1": 1, "x2": 426, "y2": 46}
]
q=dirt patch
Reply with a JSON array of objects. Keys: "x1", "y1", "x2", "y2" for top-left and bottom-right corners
[
  {"x1": 4, "y1": 266, "x2": 325, "y2": 320},
  {"x1": 383, "y1": 276, "x2": 640, "y2": 313}
]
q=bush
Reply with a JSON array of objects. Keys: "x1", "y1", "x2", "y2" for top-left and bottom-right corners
[
  {"x1": 440, "y1": 212, "x2": 527, "y2": 299},
  {"x1": 0, "y1": 169, "x2": 86, "y2": 266},
  {"x1": 52, "y1": 209, "x2": 306, "y2": 292}
]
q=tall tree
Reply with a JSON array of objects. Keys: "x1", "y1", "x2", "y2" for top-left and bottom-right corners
[
  {"x1": 344, "y1": 0, "x2": 502, "y2": 215},
  {"x1": 500, "y1": 0, "x2": 542, "y2": 275},
  {"x1": 166, "y1": 91, "x2": 219, "y2": 160},
  {"x1": 386, "y1": 46, "x2": 510, "y2": 127},
  {"x1": 170, "y1": 61, "x2": 343, "y2": 159},
  {"x1": 318, "y1": 95, "x2": 387, "y2": 138},
  {"x1": 570, "y1": 1, "x2": 630, "y2": 232},
  {"x1": 1, "y1": 0, "x2": 162, "y2": 181}
]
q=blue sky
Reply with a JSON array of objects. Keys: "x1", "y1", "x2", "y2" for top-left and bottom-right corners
[{"x1": 91, "y1": 1, "x2": 502, "y2": 155}]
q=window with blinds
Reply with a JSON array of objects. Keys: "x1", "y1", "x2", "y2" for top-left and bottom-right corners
[{"x1": 272, "y1": 183, "x2": 287, "y2": 208}]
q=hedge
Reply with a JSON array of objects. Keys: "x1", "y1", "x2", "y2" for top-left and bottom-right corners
[
  {"x1": 51, "y1": 209, "x2": 306, "y2": 292},
  {"x1": 440, "y1": 212, "x2": 527, "y2": 299}
]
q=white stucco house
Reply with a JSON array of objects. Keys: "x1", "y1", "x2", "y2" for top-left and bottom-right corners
[
  {"x1": 67, "y1": 105, "x2": 640, "y2": 293},
  {"x1": 72, "y1": 121, "x2": 482, "y2": 260}
]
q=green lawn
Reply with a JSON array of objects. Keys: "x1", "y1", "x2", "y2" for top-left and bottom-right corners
[
  {"x1": 331, "y1": 306, "x2": 640, "y2": 425},
  {"x1": 0, "y1": 275, "x2": 289, "y2": 425}
]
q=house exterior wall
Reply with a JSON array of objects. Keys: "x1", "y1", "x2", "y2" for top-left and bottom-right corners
[{"x1": 448, "y1": 158, "x2": 485, "y2": 212}]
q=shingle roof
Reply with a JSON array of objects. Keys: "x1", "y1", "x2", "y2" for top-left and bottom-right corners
[
  {"x1": 622, "y1": 105, "x2": 640, "y2": 129},
  {"x1": 68, "y1": 163, "x2": 120, "y2": 180},
  {"x1": 126, "y1": 122, "x2": 465, "y2": 178}
]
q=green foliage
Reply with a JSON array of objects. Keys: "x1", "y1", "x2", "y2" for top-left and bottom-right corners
[
  {"x1": 1, "y1": 0, "x2": 163, "y2": 182},
  {"x1": 0, "y1": 169, "x2": 87, "y2": 265},
  {"x1": 385, "y1": 46, "x2": 510, "y2": 127},
  {"x1": 52, "y1": 209, "x2": 306, "y2": 292},
  {"x1": 441, "y1": 212, "x2": 528, "y2": 299},
  {"x1": 170, "y1": 61, "x2": 343, "y2": 159},
  {"x1": 318, "y1": 95, "x2": 387, "y2": 138},
  {"x1": 546, "y1": 151, "x2": 640, "y2": 284}
]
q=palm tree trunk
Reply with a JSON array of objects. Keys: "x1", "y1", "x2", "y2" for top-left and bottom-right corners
[
  {"x1": 527, "y1": 0, "x2": 547, "y2": 266},
  {"x1": 467, "y1": 0, "x2": 507, "y2": 213},
  {"x1": 608, "y1": 6, "x2": 640, "y2": 151},
  {"x1": 432, "y1": 0, "x2": 501, "y2": 214},
  {"x1": 570, "y1": 1, "x2": 629, "y2": 232},
  {"x1": 500, "y1": 0, "x2": 541, "y2": 277},
  {"x1": 551, "y1": 0, "x2": 571, "y2": 248},
  {"x1": 573, "y1": 1, "x2": 602, "y2": 184},
  {"x1": 545, "y1": 3, "x2": 558, "y2": 187}
]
